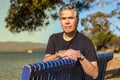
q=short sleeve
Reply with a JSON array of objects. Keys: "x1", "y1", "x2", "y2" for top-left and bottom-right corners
[
  {"x1": 84, "y1": 38, "x2": 97, "y2": 62},
  {"x1": 45, "y1": 34, "x2": 56, "y2": 54}
]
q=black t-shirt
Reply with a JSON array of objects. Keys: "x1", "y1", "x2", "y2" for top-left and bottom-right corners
[{"x1": 45, "y1": 31, "x2": 97, "y2": 62}]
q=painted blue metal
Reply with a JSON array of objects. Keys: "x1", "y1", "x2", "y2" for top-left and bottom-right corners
[{"x1": 20, "y1": 52, "x2": 113, "y2": 80}]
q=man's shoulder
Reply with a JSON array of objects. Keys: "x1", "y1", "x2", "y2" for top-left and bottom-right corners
[
  {"x1": 77, "y1": 32, "x2": 91, "y2": 41},
  {"x1": 77, "y1": 32, "x2": 87, "y2": 38}
]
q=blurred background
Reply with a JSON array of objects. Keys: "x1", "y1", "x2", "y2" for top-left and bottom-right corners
[{"x1": 0, "y1": 0, "x2": 120, "y2": 80}]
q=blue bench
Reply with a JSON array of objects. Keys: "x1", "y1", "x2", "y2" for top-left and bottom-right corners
[{"x1": 20, "y1": 52, "x2": 113, "y2": 80}]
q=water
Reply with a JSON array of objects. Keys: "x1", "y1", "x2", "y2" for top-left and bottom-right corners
[{"x1": 0, "y1": 51, "x2": 45, "y2": 80}]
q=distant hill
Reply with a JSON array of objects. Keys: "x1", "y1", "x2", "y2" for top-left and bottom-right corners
[{"x1": 0, "y1": 41, "x2": 46, "y2": 52}]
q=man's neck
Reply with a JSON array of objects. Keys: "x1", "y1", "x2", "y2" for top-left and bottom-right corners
[{"x1": 63, "y1": 31, "x2": 77, "y2": 41}]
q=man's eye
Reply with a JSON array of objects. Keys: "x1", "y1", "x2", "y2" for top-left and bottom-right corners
[
  {"x1": 61, "y1": 18, "x2": 66, "y2": 20},
  {"x1": 69, "y1": 17, "x2": 74, "y2": 19}
]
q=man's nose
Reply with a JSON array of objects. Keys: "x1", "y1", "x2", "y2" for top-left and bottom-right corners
[{"x1": 65, "y1": 19, "x2": 70, "y2": 24}]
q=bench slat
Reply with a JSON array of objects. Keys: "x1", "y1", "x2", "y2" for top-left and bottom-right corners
[{"x1": 20, "y1": 52, "x2": 113, "y2": 80}]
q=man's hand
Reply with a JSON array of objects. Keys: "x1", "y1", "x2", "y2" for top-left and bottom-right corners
[{"x1": 57, "y1": 49, "x2": 81, "y2": 61}]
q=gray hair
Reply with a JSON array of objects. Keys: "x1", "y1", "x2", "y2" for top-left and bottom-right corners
[{"x1": 59, "y1": 4, "x2": 79, "y2": 18}]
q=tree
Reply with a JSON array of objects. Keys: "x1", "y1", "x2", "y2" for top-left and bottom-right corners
[
  {"x1": 5, "y1": 0, "x2": 92, "y2": 33},
  {"x1": 74, "y1": 0, "x2": 120, "y2": 52},
  {"x1": 5, "y1": 0, "x2": 120, "y2": 52},
  {"x1": 5, "y1": 0, "x2": 64, "y2": 33},
  {"x1": 81, "y1": 9, "x2": 120, "y2": 51}
]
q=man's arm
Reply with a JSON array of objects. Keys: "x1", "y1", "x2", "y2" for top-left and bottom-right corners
[
  {"x1": 79, "y1": 58, "x2": 98, "y2": 79},
  {"x1": 43, "y1": 49, "x2": 79, "y2": 62},
  {"x1": 43, "y1": 49, "x2": 98, "y2": 79},
  {"x1": 43, "y1": 53, "x2": 60, "y2": 62}
]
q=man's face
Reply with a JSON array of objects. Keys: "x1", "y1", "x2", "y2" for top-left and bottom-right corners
[{"x1": 60, "y1": 9, "x2": 78, "y2": 34}]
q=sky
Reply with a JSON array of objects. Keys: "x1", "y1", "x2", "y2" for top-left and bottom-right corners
[
  {"x1": 0, "y1": 0, "x2": 63, "y2": 43},
  {"x1": 0, "y1": 0, "x2": 120, "y2": 44}
]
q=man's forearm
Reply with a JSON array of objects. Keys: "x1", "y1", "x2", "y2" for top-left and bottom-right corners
[
  {"x1": 79, "y1": 58, "x2": 98, "y2": 79},
  {"x1": 43, "y1": 53, "x2": 60, "y2": 62}
]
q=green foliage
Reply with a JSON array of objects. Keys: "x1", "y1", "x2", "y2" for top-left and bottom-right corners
[
  {"x1": 110, "y1": 35, "x2": 120, "y2": 52},
  {"x1": 91, "y1": 32, "x2": 113, "y2": 49},
  {"x1": 81, "y1": 11, "x2": 120, "y2": 51},
  {"x1": 5, "y1": 0, "x2": 64, "y2": 33},
  {"x1": 5, "y1": 0, "x2": 93, "y2": 33},
  {"x1": 5, "y1": 0, "x2": 120, "y2": 52},
  {"x1": 91, "y1": 30, "x2": 120, "y2": 51}
]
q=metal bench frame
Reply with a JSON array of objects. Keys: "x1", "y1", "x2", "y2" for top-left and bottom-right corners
[{"x1": 20, "y1": 52, "x2": 113, "y2": 80}]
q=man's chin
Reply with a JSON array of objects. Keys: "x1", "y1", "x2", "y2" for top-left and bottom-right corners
[
  {"x1": 64, "y1": 30, "x2": 77, "y2": 35},
  {"x1": 64, "y1": 31, "x2": 71, "y2": 34},
  {"x1": 64, "y1": 31, "x2": 74, "y2": 33},
  {"x1": 64, "y1": 32, "x2": 73, "y2": 34}
]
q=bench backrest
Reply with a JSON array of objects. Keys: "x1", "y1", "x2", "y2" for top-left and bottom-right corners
[{"x1": 20, "y1": 52, "x2": 113, "y2": 80}]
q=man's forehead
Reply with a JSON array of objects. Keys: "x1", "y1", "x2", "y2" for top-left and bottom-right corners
[{"x1": 60, "y1": 10, "x2": 76, "y2": 16}]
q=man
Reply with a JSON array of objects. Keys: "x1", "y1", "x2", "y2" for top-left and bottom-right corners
[{"x1": 43, "y1": 4, "x2": 98, "y2": 79}]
